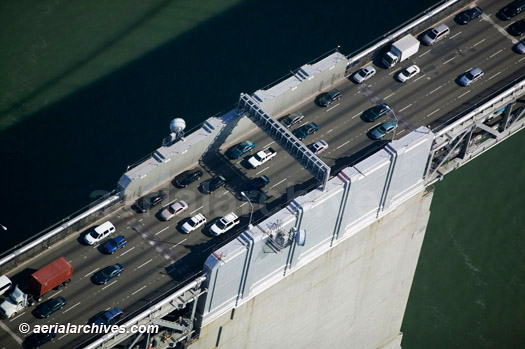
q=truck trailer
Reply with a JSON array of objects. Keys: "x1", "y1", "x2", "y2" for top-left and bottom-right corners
[
  {"x1": 0, "y1": 257, "x2": 73, "y2": 318},
  {"x1": 382, "y1": 34, "x2": 420, "y2": 68}
]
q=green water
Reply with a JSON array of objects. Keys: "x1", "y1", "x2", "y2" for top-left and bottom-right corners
[
  {"x1": 1, "y1": 0, "x2": 524, "y2": 347},
  {"x1": 402, "y1": 130, "x2": 525, "y2": 348}
]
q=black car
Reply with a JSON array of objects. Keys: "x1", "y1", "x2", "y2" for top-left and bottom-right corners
[
  {"x1": 498, "y1": 0, "x2": 525, "y2": 20},
  {"x1": 250, "y1": 175, "x2": 270, "y2": 190},
  {"x1": 508, "y1": 19, "x2": 525, "y2": 36},
  {"x1": 93, "y1": 264, "x2": 124, "y2": 285},
  {"x1": 34, "y1": 297, "x2": 67, "y2": 318},
  {"x1": 363, "y1": 104, "x2": 391, "y2": 122},
  {"x1": 174, "y1": 169, "x2": 203, "y2": 188},
  {"x1": 455, "y1": 6, "x2": 482, "y2": 24},
  {"x1": 136, "y1": 191, "x2": 167, "y2": 213},
  {"x1": 24, "y1": 332, "x2": 56, "y2": 349},
  {"x1": 318, "y1": 89, "x2": 342, "y2": 107},
  {"x1": 293, "y1": 122, "x2": 319, "y2": 140},
  {"x1": 200, "y1": 176, "x2": 226, "y2": 194}
]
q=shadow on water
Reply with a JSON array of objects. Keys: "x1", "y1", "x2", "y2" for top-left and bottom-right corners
[{"x1": 0, "y1": 0, "x2": 438, "y2": 248}]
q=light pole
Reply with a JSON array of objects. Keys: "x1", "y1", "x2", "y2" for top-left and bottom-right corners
[{"x1": 240, "y1": 192, "x2": 254, "y2": 227}]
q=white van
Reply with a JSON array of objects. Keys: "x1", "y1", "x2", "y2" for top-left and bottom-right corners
[
  {"x1": 0, "y1": 275, "x2": 12, "y2": 295},
  {"x1": 84, "y1": 221, "x2": 116, "y2": 245},
  {"x1": 422, "y1": 24, "x2": 450, "y2": 45}
]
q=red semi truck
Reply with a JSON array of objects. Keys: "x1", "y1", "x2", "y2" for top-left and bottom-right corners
[{"x1": 0, "y1": 257, "x2": 73, "y2": 318}]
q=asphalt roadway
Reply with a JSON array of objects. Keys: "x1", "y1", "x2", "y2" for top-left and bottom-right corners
[{"x1": 1, "y1": 0, "x2": 524, "y2": 347}]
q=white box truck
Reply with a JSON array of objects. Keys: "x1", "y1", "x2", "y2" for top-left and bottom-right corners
[{"x1": 382, "y1": 34, "x2": 420, "y2": 68}]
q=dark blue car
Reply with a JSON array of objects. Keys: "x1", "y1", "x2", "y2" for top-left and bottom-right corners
[
  {"x1": 93, "y1": 264, "x2": 124, "y2": 285},
  {"x1": 226, "y1": 140, "x2": 255, "y2": 159},
  {"x1": 92, "y1": 307, "x2": 124, "y2": 326},
  {"x1": 102, "y1": 235, "x2": 127, "y2": 254},
  {"x1": 293, "y1": 122, "x2": 318, "y2": 140},
  {"x1": 24, "y1": 332, "x2": 56, "y2": 348}
]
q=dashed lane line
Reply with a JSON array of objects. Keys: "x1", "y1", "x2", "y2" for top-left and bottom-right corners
[
  {"x1": 63, "y1": 302, "x2": 81, "y2": 313},
  {"x1": 132, "y1": 285, "x2": 147, "y2": 296},
  {"x1": 271, "y1": 178, "x2": 287, "y2": 189},
  {"x1": 488, "y1": 71, "x2": 502, "y2": 80},
  {"x1": 101, "y1": 280, "x2": 118, "y2": 291},
  {"x1": 473, "y1": 38, "x2": 485, "y2": 47},
  {"x1": 326, "y1": 103, "x2": 340, "y2": 112},
  {"x1": 489, "y1": 49, "x2": 503, "y2": 59},
  {"x1": 256, "y1": 167, "x2": 270, "y2": 175},
  {"x1": 136, "y1": 259, "x2": 152, "y2": 269},
  {"x1": 384, "y1": 92, "x2": 395, "y2": 100},
  {"x1": 336, "y1": 141, "x2": 350, "y2": 150},
  {"x1": 119, "y1": 246, "x2": 135, "y2": 257},
  {"x1": 190, "y1": 206, "x2": 203, "y2": 215},
  {"x1": 398, "y1": 104, "x2": 412, "y2": 112},
  {"x1": 84, "y1": 267, "x2": 99, "y2": 278},
  {"x1": 458, "y1": 90, "x2": 471, "y2": 99},
  {"x1": 155, "y1": 226, "x2": 170, "y2": 236},
  {"x1": 427, "y1": 108, "x2": 440, "y2": 117},
  {"x1": 429, "y1": 85, "x2": 443, "y2": 95}
]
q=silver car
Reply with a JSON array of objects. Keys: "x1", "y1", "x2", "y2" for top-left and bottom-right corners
[
  {"x1": 353, "y1": 65, "x2": 376, "y2": 84},
  {"x1": 159, "y1": 200, "x2": 188, "y2": 221},
  {"x1": 309, "y1": 140, "x2": 328, "y2": 154},
  {"x1": 459, "y1": 68, "x2": 484, "y2": 86}
]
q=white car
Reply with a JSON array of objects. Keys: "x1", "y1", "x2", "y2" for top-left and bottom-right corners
[
  {"x1": 210, "y1": 213, "x2": 240, "y2": 236},
  {"x1": 309, "y1": 140, "x2": 328, "y2": 154},
  {"x1": 353, "y1": 65, "x2": 376, "y2": 84},
  {"x1": 84, "y1": 221, "x2": 115, "y2": 245},
  {"x1": 397, "y1": 65, "x2": 420, "y2": 82},
  {"x1": 181, "y1": 213, "x2": 207, "y2": 233},
  {"x1": 159, "y1": 201, "x2": 188, "y2": 221}
]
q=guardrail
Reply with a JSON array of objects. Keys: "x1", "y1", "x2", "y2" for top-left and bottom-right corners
[{"x1": 0, "y1": 190, "x2": 122, "y2": 273}]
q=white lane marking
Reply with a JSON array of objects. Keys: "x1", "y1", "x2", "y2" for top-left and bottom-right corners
[
  {"x1": 63, "y1": 302, "x2": 81, "y2": 313},
  {"x1": 519, "y1": 56, "x2": 525, "y2": 62},
  {"x1": 219, "y1": 191, "x2": 229, "y2": 197},
  {"x1": 488, "y1": 71, "x2": 502, "y2": 80},
  {"x1": 138, "y1": 219, "x2": 143, "y2": 222},
  {"x1": 429, "y1": 85, "x2": 443, "y2": 94},
  {"x1": 419, "y1": 50, "x2": 430, "y2": 57},
  {"x1": 481, "y1": 13, "x2": 517, "y2": 44},
  {"x1": 398, "y1": 104, "x2": 412, "y2": 112},
  {"x1": 397, "y1": 129, "x2": 406, "y2": 135},
  {"x1": 352, "y1": 112, "x2": 361, "y2": 119},
  {"x1": 132, "y1": 285, "x2": 147, "y2": 296},
  {"x1": 443, "y1": 56, "x2": 455, "y2": 65},
  {"x1": 0, "y1": 320, "x2": 23, "y2": 344},
  {"x1": 271, "y1": 178, "x2": 287, "y2": 189},
  {"x1": 326, "y1": 103, "x2": 340, "y2": 112},
  {"x1": 388, "y1": 70, "x2": 396, "y2": 76},
  {"x1": 190, "y1": 205, "x2": 203, "y2": 215},
  {"x1": 263, "y1": 141, "x2": 274, "y2": 148},
  {"x1": 58, "y1": 333, "x2": 69, "y2": 341},
  {"x1": 413, "y1": 75, "x2": 424, "y2": 83},
  {"x1": 336, "y1": 141, "x2": 350, "y2": 150},
  {"x1": 449, "y1": 31, "x2": 462, "y2": 39},
  {"x1": 137, "y1": 259, "x2": 153, "y2": 269},
  {"x1": 473, "y1": 38, "x2": 485, "y2": 47},
  {"x1": 326, "y1": 129, "x2": 334, "y2": 134},
  {"x1": 120, "y1": 246, "x2": 135, "y2": 257},
  {"x1": 101, "y1": 280, "x2": 118, "y2": 291},
  {"x1": 170, "y1": 238, "x2": 187, "y2": 250},
  {"x1": 384, "y1": 92, "x2": 395, "y2": 100},
  {"x1": 155, "y1": 226, "x2": 169, "y2": 236},
  {"x1": 428, "y1": 108, "x2": 440, "y2": 117},
  {"x1": 84, "y1": 267, "x2": 99, "y2": 278},
  {"x1": 489, "y1": 49, "x2": 503, "y2": 59},
  {"x1": 458, "y1": 90, "x2": 471, "y2": 99},
  {"x1": 10, "y1": 312, "x2": 26, "y2": 322},
  {"x1": 256, "y1": 167, "x2": 270, "y2": 175},
  {"x1": 49, "y1": 290, "x2": 63, "y2": 298},
  {"x1": 239, "y1": 202, "x2": 248, "y2": 208},
  {"x1": 235, "y1": 160, "x2": 242, "y2": 164}
]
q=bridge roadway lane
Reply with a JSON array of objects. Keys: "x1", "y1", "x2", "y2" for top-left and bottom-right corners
[{"x1": 1, "y1": 0, "x2": 523, "y2": 347}]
